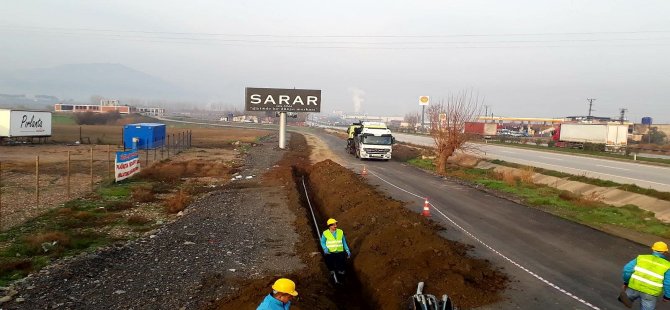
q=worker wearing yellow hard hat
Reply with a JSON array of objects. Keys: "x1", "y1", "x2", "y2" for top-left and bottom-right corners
[
  {"x1": 320, "y1": 218, "x2": 351, "y2": 279},
  {"x1": 619, "y1": 241, "x2": 670, "y2": 309},
  {"x1": 257, "y1": 278, "x2": 298, "y2": 309}
]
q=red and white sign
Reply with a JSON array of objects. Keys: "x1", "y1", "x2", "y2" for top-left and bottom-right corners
[{"x1": 115, "y1": 150, "x2": 141, "y2": 182}]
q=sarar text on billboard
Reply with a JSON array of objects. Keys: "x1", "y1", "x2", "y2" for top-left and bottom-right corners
[{"x1": 245, "y1": 87, "x2": 321, "y2": 112}]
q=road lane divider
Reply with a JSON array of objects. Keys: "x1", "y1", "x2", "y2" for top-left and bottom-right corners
[{"x1": 365, "y1": 168, "x2": 601, "y2": 310}]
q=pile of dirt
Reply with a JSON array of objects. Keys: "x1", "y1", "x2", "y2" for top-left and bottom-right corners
[{"x1": 306, "y1": 159, "x2": 508, "y2": 309}]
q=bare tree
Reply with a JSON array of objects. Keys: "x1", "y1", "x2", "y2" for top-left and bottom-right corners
[
  {"x1": 404, "y1": 112, "x2": 420, "y2": 133},
  {"x1": 428, "y1": 91, "x2": 483, "y2": 174}
]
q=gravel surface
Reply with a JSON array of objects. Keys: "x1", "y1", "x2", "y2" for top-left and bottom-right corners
[{"x1": 3, "y1": 133, "x2": 304, "y2": 309}]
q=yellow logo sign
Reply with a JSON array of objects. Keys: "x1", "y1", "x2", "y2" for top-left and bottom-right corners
[{"x1": 419, "y1": 96, "x2": 430, "y2": 106}]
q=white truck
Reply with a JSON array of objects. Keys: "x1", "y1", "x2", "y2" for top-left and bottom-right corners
[
  {"x1": 348, "y1": 121, "x2": 395, "y2": 160},
  {"x1": 553, "y1": 123, "x2": 629, "y2": 150},
  {"x1": 0, "y1": 109, "x2": 52, "y2": 138}
]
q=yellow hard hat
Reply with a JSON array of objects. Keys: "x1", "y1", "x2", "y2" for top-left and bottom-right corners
[
  {"x1": 271, "y1": 278, "x2": 298, "y2": 296},
  {"x1": 652, "y1": 241, "x2": 669, "y2": 252},
  {"x1": 326, "y1": 218, "x2": 337, "y2": 226}
]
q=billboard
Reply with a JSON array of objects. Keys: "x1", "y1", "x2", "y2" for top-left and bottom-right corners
[
  {"x1": 0, "y1": 110, "x2": 52, "y2": 137},
  {"x1": 115, "y1": 150, "x2": 141, "y2": 182},
  {"x1": 245, "y1": 87, "x2": 321, "y2": 112}
]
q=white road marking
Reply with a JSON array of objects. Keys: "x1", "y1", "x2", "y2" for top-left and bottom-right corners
[
  {"x1": 595, "y1": 164, "x2": 630, "y2": 171},
  {"x1": 365, "y1": 168, "x2": 601, "y2": 310}
]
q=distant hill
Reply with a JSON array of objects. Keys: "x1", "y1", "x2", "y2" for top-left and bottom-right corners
[{"x1": 0, "y1": 63, "x2": 193, "y2": 101}]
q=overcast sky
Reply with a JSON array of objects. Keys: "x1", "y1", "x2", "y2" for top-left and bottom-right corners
[{"x1": 1, "y1": 1, "x2": 669, "y2": 122}]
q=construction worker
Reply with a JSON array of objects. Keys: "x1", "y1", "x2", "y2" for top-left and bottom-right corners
[
  {"x1": 257, "y1": 278, "x2": 298, "y2": 310},
  {"x1": 619, "y1": 241, "x2": 670, "y2": 309},
  {"x1": 346, "y1": 122, "x2": 362, "y2": 152},
  {"x1": 321, "y1": 218, "x2": 351, "y2": 277}
]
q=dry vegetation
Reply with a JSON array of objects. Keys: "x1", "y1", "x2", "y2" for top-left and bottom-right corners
[
  {"x1": 164, "y1": 190, "x2": 192, "y2": 214},
  {"x1": 0, "y1": 122, "x2": 268, "y2": 285}
]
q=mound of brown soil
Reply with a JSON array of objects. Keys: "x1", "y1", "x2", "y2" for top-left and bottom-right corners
[{"x1": 307, "y1": 159, "x2": 508, "y2": 309}]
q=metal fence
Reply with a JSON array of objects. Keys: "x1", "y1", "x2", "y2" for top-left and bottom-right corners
[{"x1": 0, "y1": 130, "x2": 192, "y2": 231}]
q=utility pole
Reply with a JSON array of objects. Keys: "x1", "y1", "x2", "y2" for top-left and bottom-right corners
[
  {"x1": 484, "y1": 105, "x2": 489, "y2": 123},
  {"x1": 587, "y1": 98, "x2": 596, "y2": 117},
  {"x1": 619, "y1": 108, "x2": 628, "y2": 124}
]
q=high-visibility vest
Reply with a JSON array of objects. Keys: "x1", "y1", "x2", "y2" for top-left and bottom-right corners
[
  {"x1": 629, "y1": 254, "x2": 670, "y2": 296},
  {"x1": 323, "y1": 229, "x2": 344, "y2": 253}
]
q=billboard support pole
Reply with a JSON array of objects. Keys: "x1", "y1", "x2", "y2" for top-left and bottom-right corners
[{"x1": 279, "y1": 112, "x2": 287, "y2": 149}]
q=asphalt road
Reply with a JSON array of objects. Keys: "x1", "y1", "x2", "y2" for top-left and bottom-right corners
[
  {"x1": 312, "y1": 130, "x2": 663, "y2": 310},
  {"x1": 392, "y1": 132, "x2": 670, "y2": 192}
]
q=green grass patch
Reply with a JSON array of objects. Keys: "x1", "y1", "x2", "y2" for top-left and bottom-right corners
[
  {"x1": 408, "y1": 158, "x2": 435, "y2": 171},
  {"x1": 406, "y1": 156, "x2": 670, "y2": 240},
  {"x1": 52, "y1": 113, "x2": 77, "y2": 125}
]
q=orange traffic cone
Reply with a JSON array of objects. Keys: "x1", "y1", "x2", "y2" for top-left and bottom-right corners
[
  {"x1": 361, "y1": 165, "x2": 368, "y2": 176},
  {"x1": 422, "y1": 198, "x2": 431, "y2": 217}
]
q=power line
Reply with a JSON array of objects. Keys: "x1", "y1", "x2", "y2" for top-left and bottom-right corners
[
  {"x1": 2, "y1": 28, "x2": 670, "y2": 50},
  {"x1": 1, "y1": 24, "x2": 670, "y2": 38}
]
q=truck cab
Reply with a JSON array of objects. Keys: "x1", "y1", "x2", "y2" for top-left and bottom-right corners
[{"x1": 353, "y1": 122, "x2": 395, "y2": 160}]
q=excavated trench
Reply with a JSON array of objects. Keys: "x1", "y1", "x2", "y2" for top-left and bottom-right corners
[
  {"x1": 294, "y1": 171, "x2": 372, "y2": 309},
  {"x1": 214, "y1": 134, "x2": 508, "y2": 309}
]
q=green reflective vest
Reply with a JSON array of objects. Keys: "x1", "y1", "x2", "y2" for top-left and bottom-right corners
[
  {"x1": 629, "y1": 254, "x2": 670, "y2": 296},
  {"x1": 323, "y1": 229, "x2": 344, "y2": 252}
]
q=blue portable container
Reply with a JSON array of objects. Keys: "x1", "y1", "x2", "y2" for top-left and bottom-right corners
[
  {"x1": 641, "y1": 117, "x2": 653, "y2": 126},
  {"x1": 123, "y1": 123, "x2": 166, "y2": 149}
]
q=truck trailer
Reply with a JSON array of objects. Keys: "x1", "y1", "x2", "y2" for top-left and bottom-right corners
[
  {"x1": 552, "y1": 123, "x2": 629, "y2": 150},
  {"x1": 347, "y1": 121, "x2": 395, "y2": 160},
  {"x1": 0, "y1": 109, "x2": 52, "y2": 139},
  {"x1": 464, "y1": 122, "x2": 498, "y2": 138}
]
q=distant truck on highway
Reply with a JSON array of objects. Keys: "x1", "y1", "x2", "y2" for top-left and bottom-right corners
[
  {"x1": 551, "y1": 123, "x2": 629, "y2": 151},
  {"x1": 464, "y1": 122, "x2": 498, "y2": 138},
  {"x1": 347, "y1": 121, "x2": 395, "y2": 160}
]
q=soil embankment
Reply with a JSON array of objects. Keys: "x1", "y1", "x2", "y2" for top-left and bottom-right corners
[{"x1": 306, "y1": 159, "x2": 508, "y2": 309}]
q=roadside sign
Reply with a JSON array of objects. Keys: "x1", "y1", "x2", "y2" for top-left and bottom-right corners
[
  {"x1": 115, "y1": 149, "x2": 141, "y2": 182},
  {"x1": 245, "y1": 87, "x2": 321, "y2": 112},
  {"x1": 419, "y1": 96, "x2": 430, "y2": 106}
]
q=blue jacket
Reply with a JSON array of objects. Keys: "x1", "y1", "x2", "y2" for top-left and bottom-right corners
[
  {"x1": 257, "y1": 294, "x2": 291, "y2": 310},
  {"x1": 622, "y1": 252, "x2": 670, "y2": 298},
  {"x1": 320, "y1": 229, "x2": 350, "y2": 255}
]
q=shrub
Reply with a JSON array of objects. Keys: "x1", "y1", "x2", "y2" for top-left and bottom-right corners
[
  {"x1": 131, "y1": 186, "x2": 156, "y2": 203},
  {"x1": 558, "y1": 190, "x2": 579, "y2": 201},
  {"x1": 493, "y1": 170, "x2": 518, "y2": 186},
  {"x1": 104, "y1": 200, "x2": 134, "y2": 211},
  {"x1": 164, "y1": 190, "x2": 191, "y2": 213},
  {"x1": 24, "y1": 231, "x2": 71, "y2": 255},
  {"x1": 72, "y1": 211, "x2": 95, "y2": 221},
  {"x1": 74, "y1": 111, "x2": 122, "y2": 125},
  {"x1": 519, "y1": 167, "x2": 535, "y2": 184}
]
